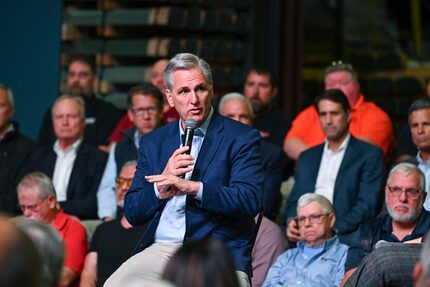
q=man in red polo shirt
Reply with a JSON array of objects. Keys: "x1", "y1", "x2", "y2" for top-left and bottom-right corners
[
  {"x1": 284, "y1": 61, "x2": 394, "y2": 161},
  {"x1": 17, "y1": 172, "x2": 88, "y2": 287}
]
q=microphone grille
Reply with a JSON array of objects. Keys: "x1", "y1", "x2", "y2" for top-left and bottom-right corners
[{"x1": 185, "y1": 118, "x2": 198, "y2": 129}]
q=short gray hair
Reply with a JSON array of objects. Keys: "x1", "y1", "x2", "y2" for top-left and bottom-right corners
[
  {"x1": 121, "y1": 160, "x2": 137, "y2": 171},
  {"x1": 0, "y1": 83, "x2": 15, "y2": 109},
  {"x1": 51, "y1": 94, "x2": 86, "y2": 120},
  {"x1": 164, "y1": 53, "x2": 213, "y2": 90},
  {"x1": 17, "y1": 220, "x2": 65, "y2": 287},
  {"x1": 17, "y1": 172, "x2": 56, "y2": 200},
  {"x1": 218, "y1": 92, "x2": 254, "y2": 115},
  {"x1": 297, "y1": 193, "x2": 334, "y2": 214},
  {"x1": 387, "y1": 163, "x2": 425, "y2": 192}
]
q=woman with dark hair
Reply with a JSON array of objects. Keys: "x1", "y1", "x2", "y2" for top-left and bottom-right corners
[{"x1": 162, "y1": 238, "x2": 241, "y2": 287}]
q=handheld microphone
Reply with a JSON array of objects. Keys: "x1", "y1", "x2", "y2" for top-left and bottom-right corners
[{"x1": 180, "y1": 118, "x2": 198, "y2": 178}]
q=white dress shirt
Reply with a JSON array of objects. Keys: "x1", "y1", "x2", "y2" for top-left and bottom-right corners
[
  {"x1": 314, "y1": 134, "x2": 350, "y2": 203},
  {"x1": 52, "y1": 139, "x2": 82, "y2": 202},
  {"x1": 155, "y1": 108, "x2": 213, "y2": 243}
]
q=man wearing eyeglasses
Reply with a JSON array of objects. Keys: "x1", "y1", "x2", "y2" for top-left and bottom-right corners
[
  {"x1": 341, "y1": 162, "x2": 430, "y2": 285},
  {"x1": 97, "y1": 83, "x2": 163, "y2": 221},
  {"x1": 81, "y1": 161, "x2": 146, "y2": 287},
  {"x1": 284, "y1": 60, "x2": 394, "y2": 161},
  {"x1": 263, "y1": 193, "x2": 348, "y2": 287},
  {"x1": 17, "y1": 171, "x2": 88, "y2": 287}
]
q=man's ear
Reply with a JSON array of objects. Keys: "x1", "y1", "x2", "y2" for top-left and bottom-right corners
[
  {"x1": 329, "y1": 213, "x2": 336, "y2": 229},
  {"x1": 414, "y1": 262, "x2": 424, "y2": 283},
  {"x1": 271, "y1": 87, "x2": 278, "y2": 99},
  {"x1": 165, "y1": 89, "x2": 174, "y2": 107}
]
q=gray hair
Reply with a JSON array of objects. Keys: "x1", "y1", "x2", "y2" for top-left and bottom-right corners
[
  {"x1": 421, "y1": 231, "x2": 430, "y2": 275},
  {"x1": 218, "y1": 92, "x2": 254, "y2": 115},
  {"x1": 51, "y1": 94, "x2": 86, "y2": 120},
  {"x1": 0, "y1": 83, "x2": 15, "y2": 109},
  {"x1": 164, "y1": 53, "x2": 213, "y2": 90},
  {"x1": 17, "y1": 220, "x2": 65, "y2": 287},
  {"x1": 387, "y1": 163, "x2": 425, "y2": 192},
  {"x1": 408, "y1": 99, "x2": 430, "y2": 116},
  {"x1": 17, "y1": 172, "x2": 56, "y2": 200},
  {"x1": 297, "y1": 193, "x2": 334, "y2": 214}
]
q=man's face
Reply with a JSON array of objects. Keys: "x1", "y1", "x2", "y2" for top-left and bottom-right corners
[
  {"x1": 127, "y1": 94, "x2": 162, "y2": 135},
  {"x1": 297, "y1": 201, "x2": 334, "y2": 247},
  {"x1": 220, "y1": 99, "x2": 253, "y2": 126},
  {"x1": 0, "y1": 88, "x2": 14, "y2": 132},
  {"x1": 150, "y1": 59, "x2": 169, "y2": 93},
  {"x1": 317, "y1": 99, "x2": 350, "y2": 142},
  {"x1": 165, "y1": 68, "x2": 213, "y2": 128},
  {"x1": 66, "y1": 61, "x2": 95, "y2": 99},
  {"x1": 409, "y1": 109, "x2": 430, "y2": 153},
  {"x1": 325, "y1": 71, "x2": 360, "y2": 107},
  {"x1": 244, "y1": 71, "x2": 275, "y2": 115},
  {"x1": 17, "y1": 186, "x2": 55, "y2": 222},
  {"x1": 52, "y1": 99, "x2": 85, "y2": 143},
  {"x1": 116, "y1": 164, "x2": 136, "y2": 207},
  {"x1": 386, "y1": 171, "x2": 424, "y2": 223}
]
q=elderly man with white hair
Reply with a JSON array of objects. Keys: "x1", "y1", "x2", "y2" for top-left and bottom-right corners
[{"x1": 263, "y1": 193, "x2": 348, "y2": 287}]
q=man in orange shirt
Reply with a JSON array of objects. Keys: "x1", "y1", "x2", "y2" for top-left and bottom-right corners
[{"x1": 284, "y1": 61, "x2": 394, "y2": 161}]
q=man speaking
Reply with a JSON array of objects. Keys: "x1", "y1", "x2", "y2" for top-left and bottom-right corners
[{"x1": 105, "y1": 53, "x2": 263, "y2": 287}]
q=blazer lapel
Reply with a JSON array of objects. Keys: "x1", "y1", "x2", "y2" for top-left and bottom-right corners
[
  {"x1": 67, "y1": 143, "x2": 86, "y2": 198},
  {"x1": 159, "y1": 123, "x2": 181, "y2": 173},
  {"x1": 191, "y1": 113, "x2": 223, "y2": 181}
]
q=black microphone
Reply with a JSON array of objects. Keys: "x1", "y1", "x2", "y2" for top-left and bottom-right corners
[{"x1": 180, "y1": 118, "x2": 198, "y2": 178}]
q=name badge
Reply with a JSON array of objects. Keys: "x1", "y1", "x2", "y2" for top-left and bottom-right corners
[{"x1": 86, "y1": 117, "x2": 96, "y2": 124}]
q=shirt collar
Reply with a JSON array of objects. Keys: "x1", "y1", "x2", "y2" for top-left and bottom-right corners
[
  {"x1": 351, "y1": 94, "x2": 365, "y2": 111},
  {"x1": 324, "y1": 133, "x2": 351, "y2": 153},
  {"x1": 53, "y1": 138, "x2": 82, "y2": 155},
  {"x1": 297, "y1": 235, "x2": 338, "y2": 251},
  {"x1": 0, "y1": 123, "x2": 14, "y2": 140},
  {"x1": 179, "y1": 106, "x2": 214, "y2": 137}
]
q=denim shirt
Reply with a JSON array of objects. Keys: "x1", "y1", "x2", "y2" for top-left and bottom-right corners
[{"x1": 263, "y1": 235, "x2": 348, "y2": 287}]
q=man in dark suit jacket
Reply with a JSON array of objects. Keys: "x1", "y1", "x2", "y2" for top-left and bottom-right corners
[
  {"x1": 218, "y1": 92, "x2": 287, "y2": 221},
  {"x1": 24, "y1": 95, "x2": 107, "y2": 219},
  {"x1": 105, "y1": 53, "x2": 263, "y2": 287},
  {"x1": 285, "y1": 89, "x2": 385, "y2": 243}
]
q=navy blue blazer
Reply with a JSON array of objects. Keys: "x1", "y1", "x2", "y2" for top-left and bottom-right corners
[
  {"x1": 284, "y1": 136, "x2": 385, "y2": 236},
  {"x1": 22, "y1": 143, "x2": 107, "y2": 219},
  {"x1": 124, "y1": 112, "x2": 263, "y2": 277}
]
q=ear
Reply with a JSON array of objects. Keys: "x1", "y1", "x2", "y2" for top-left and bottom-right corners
[
  {"x1": 329, "y1": 213, "x2": 336, "y2": 229},
  {"x1": 165, "y1": 89, "x2": 174, "y2": 107},
  {"x1": 47, "y1": 195, "x2": 57, "y2": 209},
  {"x1": 127, "y1": 108, "x2": 134, "y2": 123},
  {"x1": 414, "y1": 262, "x2": 424, "y2": 283},
  {"x1": 271, "y1": 87, "x2": 278, "y2": 98}
]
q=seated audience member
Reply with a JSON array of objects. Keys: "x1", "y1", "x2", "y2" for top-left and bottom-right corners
[
  {"x1": 284, "y1": 61, "x2": 394, "y2": 160},
  {"x1": 252, "y1": 216, "x2": 288, "y2": 287},
  {"x1": 17, "y1": 220, "x2": 65, "y2": 287},
  {"x1": 342, "y1": 162, "x2": 430, "y2": 284},
  {"x1": 396, "y1": 80, "x2": 430, "y2": 163},
  {"x1": 37, "y1": 55, "x2": 121, "y2": 150},
  {"x1": 0, "y1": 84, "x2": 36, "y2": 215},
  {"x1": 108, "y1": 59, "x2": 178, "y2": 143},
  {"x1": 218, "y1": 92, "x2": 287, "y2": 220},
  {"x1": 414, "y1": 231, "x2": 430, "y2": 287},
  {"x1": 24, "y1": 95, "x2": 107, "y2": 219},
  {"x1": 17, "y1": 172, "x2": 88, "y2": 287},
  {"x1": 0, "y1": 216, "x2": 43, "y2": 287},
  {"x1": 343, "y1": 242, "x2": 421, "y2": 287},
  {"x1": 81, "y1": 161, "x2": 146, "y2": 287},
  {"x1": 97, "y1": 84, "x2": 163, "y2": 220},
  {"x1": 406, "y1": 99, "x2": 430, "y2": 210},
  {"x1": 285, "y1": 89, "x2": 385, "y2": 243},
  {"x1": 263, "y1": 193, "x2": 348, "y2": 287},
  {"x1": 244, "y1": 67, "x2": 291, "y2": 148},
  {"x1": 162, "y1": 238, "x2": 241, "y2": 287}
]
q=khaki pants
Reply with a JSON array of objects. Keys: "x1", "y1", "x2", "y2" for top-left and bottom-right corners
[{"x1": 104, "y1": 242, "x2": 250, "y2": 287}]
